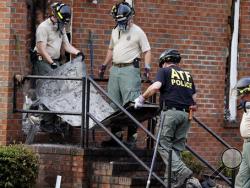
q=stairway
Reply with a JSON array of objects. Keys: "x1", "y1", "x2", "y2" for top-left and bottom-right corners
[{"x1": 86, "y1": 148, "x2": 165, "y2": 188}]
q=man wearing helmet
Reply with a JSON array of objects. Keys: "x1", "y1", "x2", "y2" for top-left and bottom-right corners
[
  {"x1": 234, "y1": 77, "x2": 250, "y2": 188},
  {"x1": 34, "y1": 2, "x2": 84, "y2": 73},
  {"x1": 99, "y1": 2, "x2": 151, "y2": 148},
  {"x1": 134, "y1": 49, "x2": 198, "y2": 187},
  {"x1": 33, "y1": 2, "x2": 84, "y2": 134}
]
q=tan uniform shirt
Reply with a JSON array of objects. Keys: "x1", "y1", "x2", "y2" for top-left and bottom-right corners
[
  {"x1": 35, "y1": 18, "x2": 70, "y2": 59},
  {"x1": 109, "y1": 24, "x2": 150, "y2": 64},
  {"x1": 240, "y1": 109, "x2": 250, "y2": 138}
]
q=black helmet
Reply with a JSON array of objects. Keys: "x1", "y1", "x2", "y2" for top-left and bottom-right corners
[
  {"x1": 111, "y1": 2, "x2": 135, "y2": 31},
  {"x1": 159, "y1": 49, "x2": 181, "y2": 67},
  {"x1": 236, "y1": 77, "x2": 250, "y2": 96},
  {"x1": 51, "y1": 2, "x2": 71, "y2": 24}
]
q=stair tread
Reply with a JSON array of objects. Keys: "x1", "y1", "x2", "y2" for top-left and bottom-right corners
[
  {"x1": 93, "y1": 161, "x2": 164, "y2": 170},
  {"x1": 92, "y1": 175, "x2": 164, "y2": 186},
  {"x1": 92, "y1": 160, "x2": 165, "y2": 177},
  {"x1": 86, "y1": 148, "x2": 162, "y2": 163}
]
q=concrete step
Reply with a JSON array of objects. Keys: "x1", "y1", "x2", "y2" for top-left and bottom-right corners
[
  {"x1": 92, "y1": 161, "x2": 165, "y2": 177},
  {"x1": 88, "y1": 148, "x2": 166, "y2": 188},
  {"x1": 85, "y1": 148, "x2": 161, "y2": 162},
  {"x1": 91, "y1": 175, "x2": 163, "y2": 188}
]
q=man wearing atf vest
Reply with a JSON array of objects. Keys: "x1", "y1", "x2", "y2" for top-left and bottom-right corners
[
  {"x1": 134, "y1": 49, "x2": 200, "y2": 188},
  {"x1": 33, "y1": 2, "x2": 84, "y2": 135}
]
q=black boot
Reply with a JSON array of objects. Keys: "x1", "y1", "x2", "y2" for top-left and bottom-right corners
[
  {"x1": 101, "y1": 137, "x2": 122, "y2": 147},
  {"x1": 101, "y1": 128, "x2": 123, "y2": 148},
  {"x1": 125, "y1": 125, "x2": 137, "y2": 148},
  {"x1": 173, "y1": 168, "x2": 193, "y2": 188}
]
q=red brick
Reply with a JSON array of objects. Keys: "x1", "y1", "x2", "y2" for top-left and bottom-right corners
[{"x1": 0, "y1": 1, "x2": 248, "y2": 184}]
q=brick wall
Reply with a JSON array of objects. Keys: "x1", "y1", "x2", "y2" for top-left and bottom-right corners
[
  {"x1": 239, "y1": 1, "x2": 250, "y2": 77},
  {"x1": 30, "y1": 144, "x2": 87, "y2": 188},
  {"x1": 1, "y1": 0, "x2": 247, "y2": 164},
  {"x1": 0, "y1": 0, "x2": 31, "y2": 145},
  {"x1": 0, "y1": 0, "x2": 11, "y2": 145},
  {"x1": 70, "y1": 0, "x2": 241, "y2": 163},
  {"x1": 0, "y1": 0, "x2": 22, "y2": 144}
]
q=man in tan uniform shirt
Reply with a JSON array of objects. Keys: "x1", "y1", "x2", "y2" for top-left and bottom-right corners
[
  {"x1": 99, "y1": 2, "x2": 151, "y2": 148},
  {"x1": 234, "y1": 77, "x2": 250, "y2": 188},
  {"x1": 34, "y1": 2, "x2": 84, "y2": 134},
  {"x1": 34, "y1": 2, "x2": 84, "y2": 74}
]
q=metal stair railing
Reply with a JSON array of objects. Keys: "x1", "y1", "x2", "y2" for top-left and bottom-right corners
[
  {"x1": 188, "y1": 116, "x2": 235, "y2": 187},
  {"x1": 13, "y1": 75, "x2": 236, "y2": 187},
  {"x1": 13, "y1": 75, "x2": 86, "y2": 146},
  {"x1": 87, "y1": 77, "x2": 233, "y2": 187},
  {"x1": 86, "y1": 76, "x2": 168, "y2": 187},
  {"x1": 13, "y1": 75, "x2": 168, "y2": 187},
  {"x1": 85, "y1": 77, "x2": 235, "y2": 187},
  {"x1": 192, "y1": 116, "x2": 231, "y2": 148},
  {"x1": 186, "y1": 145, "x2": 232, "y2": 186}
]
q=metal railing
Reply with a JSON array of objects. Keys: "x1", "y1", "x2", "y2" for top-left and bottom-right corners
[
  {"x1": 13, "y1": 74, "x2": 236, "y2": 187},
  {"x1": 13, "y1": 74, "x2": 168, "y2": 187},
  {"x1": 13, "y1": 75, "x2": 86, "y2": 146},
  {"x1": 191, "y1": 116, "x2": 235, "y2": 187},
  {"x1": 85, "y1": 76, "x2": 168, "y2": 187}
]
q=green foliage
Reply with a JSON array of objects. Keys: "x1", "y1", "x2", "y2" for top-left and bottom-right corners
[
  {"x1": 219, "y1": 161, "x2": 235, "y2": 177},
  {"x1": 181, "y1": 151, "x2": 205, "y2": 176},
  {"x1": 221, "y1": 165, "x2": 233, "y2": 177},
  {"x1": 0, "y1": 144, "x2": 39, "y2": 188}
]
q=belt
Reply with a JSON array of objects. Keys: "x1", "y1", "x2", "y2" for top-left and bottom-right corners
[
  {"x1": 37, "y1": 55, "x2": 60, "y2": 62},
  {"x1": 112, "y1": 62, "x2": 133, "y2": 68},
  {"x1": 244, "y1": 138, "x2": 250, "y2": 143},
  {"x1": 37, "y1": 55, "x2": 43, "y2": 61},
  {"x1": 163, "y1": 106, "x2": 190, "y2": 113}
]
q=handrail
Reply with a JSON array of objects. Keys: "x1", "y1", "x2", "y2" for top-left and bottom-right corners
[
  {"x1": 192, "y1": 116, "x2": 235, "y2": 187},
  {"x1": 86, "y1": 77, "x2": 232, "y2": 187},
  {"x1": 13, "y1": 75, "x2": 86, "y2": 147},
  {"x1": 23, "y1": 75, "x2": 82, "y2": 80},
  {"x1": 186, "y1": 145, "x2": 232, "y2": 186},
  {"x1": 85, "y1": 77, "x2": 234, "y2": 187},
  {"x1": 88, "y1": 77, "x2": 157, "y2": 141},
  {"x1": 13, "y1": 74, "x2": 235, "y2": 187},
  {"x1": 88, "y1": 113, "x2": 168, "y2": 187},
  {"x1": 193, "y1": 116, "x2": 231, "y2": 149}
]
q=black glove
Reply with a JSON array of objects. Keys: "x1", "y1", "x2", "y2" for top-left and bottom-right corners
[
  {"x1": 99, "y1": 64, "x2": 107, "y2": 79},
  {"x1": 144, "y1": 67, "x2": 150, "y2": 80},
  {"x1": 50, "y1": 62, "x2": 58, "y2": 69},
  {"x1": 143, "y1": 63, "x2": 151, "y2": 80},
  {"x1": 76, "y1": 51, "x2": 85, "y2": 61}
]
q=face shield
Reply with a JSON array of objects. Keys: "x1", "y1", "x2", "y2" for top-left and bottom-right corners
[
  {"x1": 116, "y1": 16, "x2": 130, "y2": 32},
  {"x1": 52, "y1": 3, "x2": 71, "y2": 34}
]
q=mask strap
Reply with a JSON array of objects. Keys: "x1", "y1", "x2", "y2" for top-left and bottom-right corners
[
  {"x1": 238, "y1": 99, "x2": 247, "y2": 112},
  {"x1": 56, "y1": 22, "x2": 64, "y2": 37}
]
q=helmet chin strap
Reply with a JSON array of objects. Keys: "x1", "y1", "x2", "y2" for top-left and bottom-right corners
[
  {"x1": 57, "y1": 21, "x2": 65, "y2": 36},
  {"x1": 50, "y1": 16, "x2": 65, "y2": 36},
  {"x1": 116, "y1": 19, "x2": 132, "y2": 39}
]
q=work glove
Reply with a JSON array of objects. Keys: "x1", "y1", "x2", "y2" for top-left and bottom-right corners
[
  {"x1": 143, "y1": 63, "x2": 151, "y2": 80},
  {"x1": 99, "y1": 64, "x2": 107, "y2": 79},
  {"x1": 15, "y1": 74, "x2": 24, "y2": 87},
  {"x1": 189, "y1": 102, "x2": 197, "y2": 112},
  {"x1": 134, "y1": 95, "x2": 145, "y2": 109},
  {"x1": 50, "y1": 62, "x2": 58, "y2": 69},
  {"x1": 76, "y1": 51, "x2": 85, "y2": 61}
]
